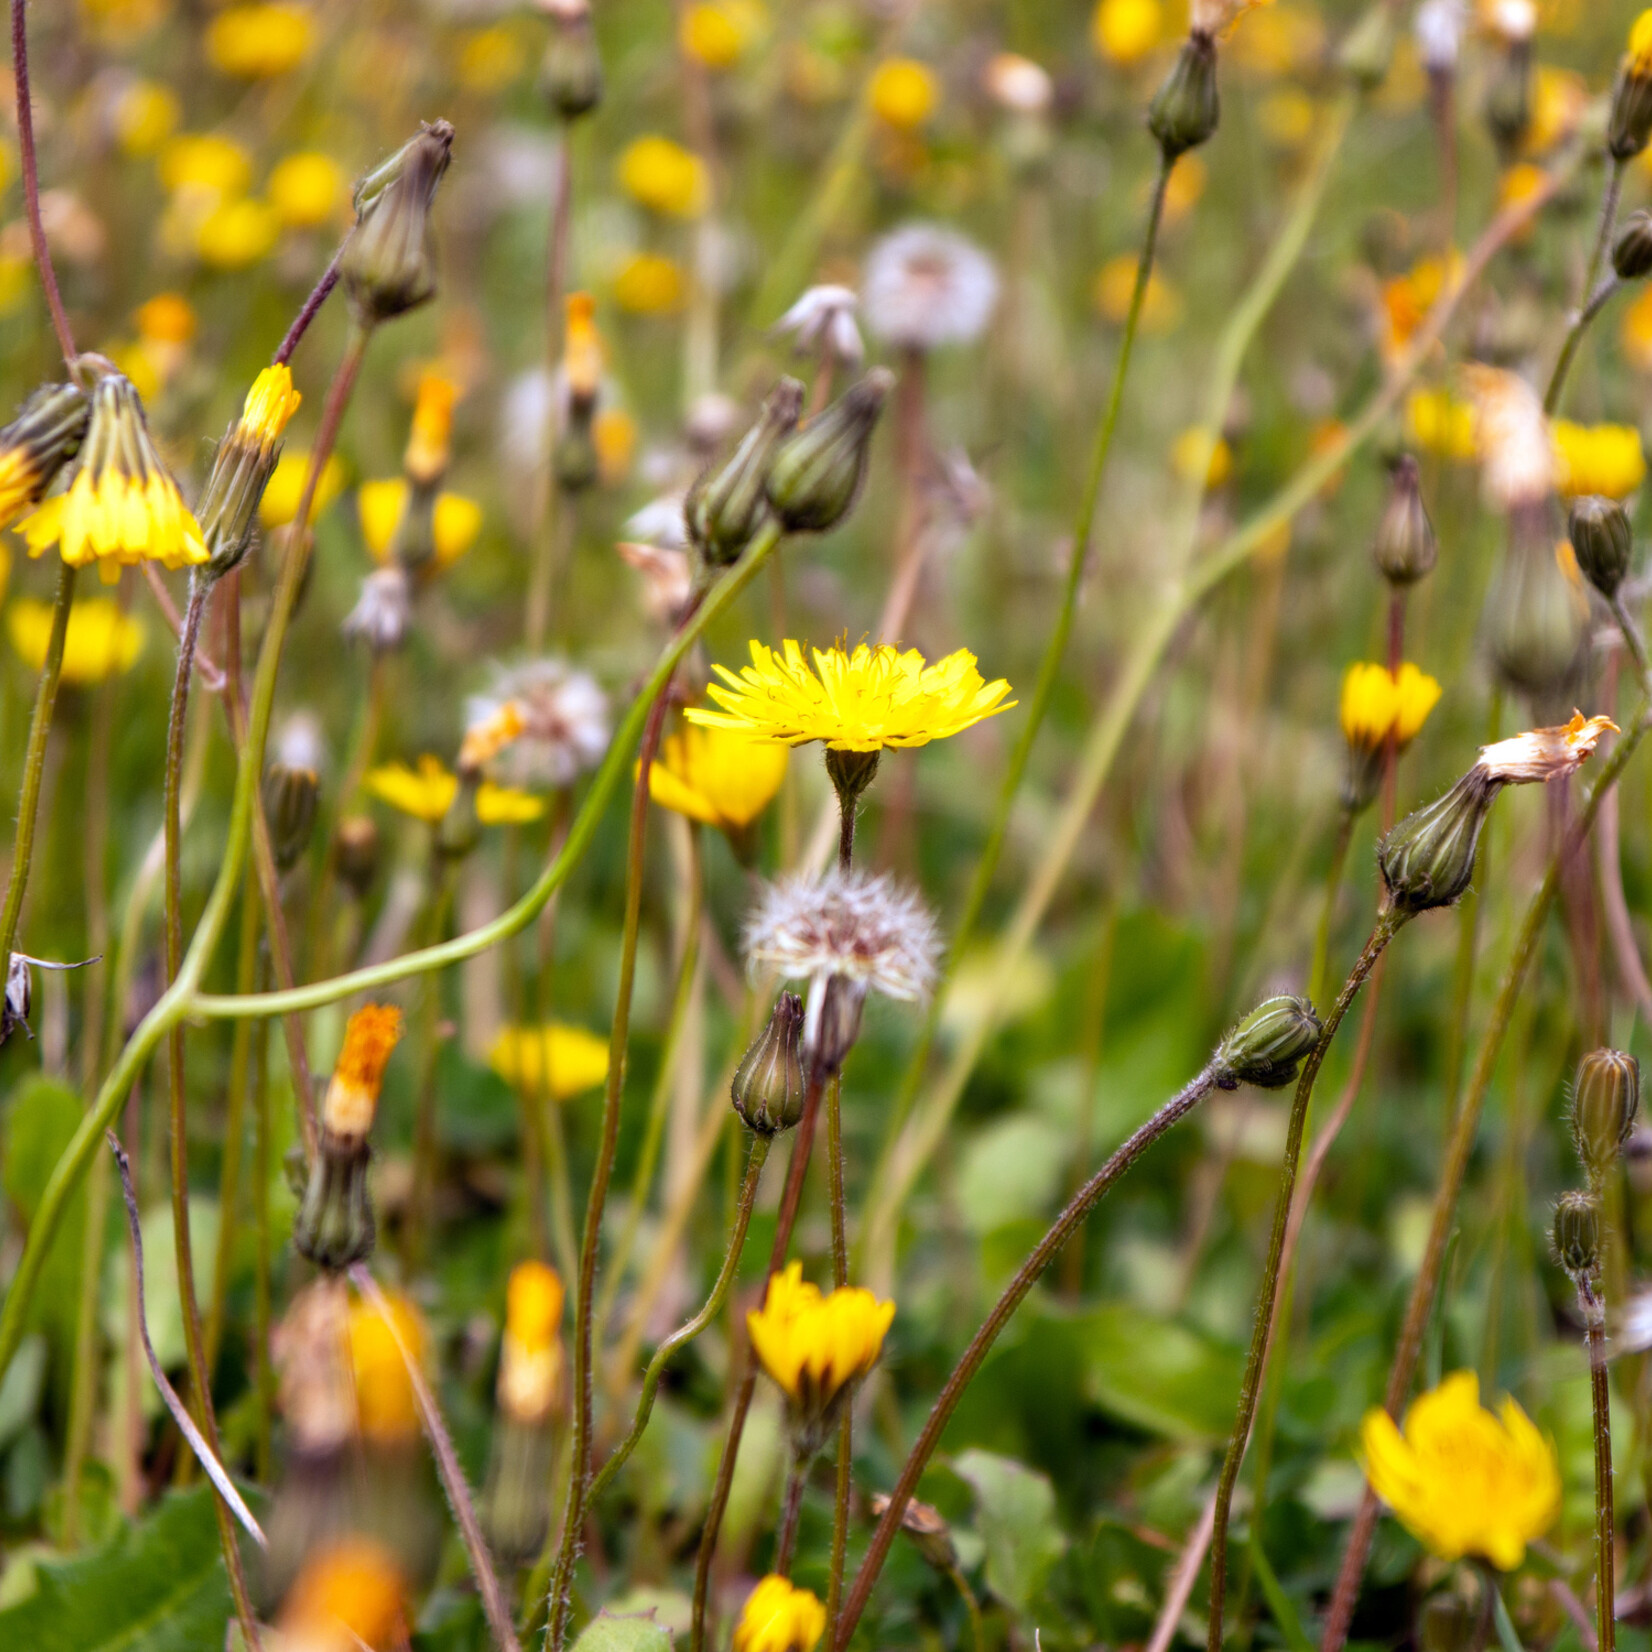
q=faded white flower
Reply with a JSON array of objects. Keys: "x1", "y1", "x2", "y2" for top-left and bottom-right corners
[
  {"x1": 1414, "y1": 0, "x2": 1465, "y2": 72},
  {"x1": 686, "y1": 393, "x2": 744, "y2": 457},
  {"x1": 862, "y1": 225, "x2": 999, "y2": 352},
  {"x1": 983, "y1": 53, "x2": 1053, "y2": 114},
  {"x1": 1477, "y1": 712, "x2": 1617, "y2": 783},
  {"x1": 616, "y1": 540, "x2": 693, "y2": 626},
  {"x1": 1462, "y1": 366, "x2": 1555, "y2": 511},
  {"x1": 342, "y1": 566, "x2": 413, "y2": 654},
  {"x1": 466, "y1": 659, "x2": 609, "y2": 790},
  {"x1": 773, "y1": 285, "x2": 865, "y2": 367},
  {"x1": 623, "y1": 493, "x2": 691, "y2": 551}
]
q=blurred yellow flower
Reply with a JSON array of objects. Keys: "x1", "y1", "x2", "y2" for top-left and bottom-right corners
[
  {"x1": 478, "y1": 783, "x2": 547, "y2": 825},
  {"x1": 347, "y1": 1291, "x2": 425, "y2": 1445},
  {"x1": 498, "y1": 1260, "x2": 566, "y2": 1422},
  {"x1": 404, "y1": 372, "x2": 459, "y2": 484},
  {"x1": 595, "y1": 408, "x2": 638, "y2": 485},
  {"x1": 681, "y1": 0, "x2": 766, "y2": 69},
  {"x1": 1092, "y1": 0, "x2": 1162, "y2": 65},
  {"x1": 613, "y1": 252, "x2": 686, "y2": 314},
  {"x1": 1171, "y1": 427, "x2": 1231, "y2": 488},
  {"x1": 368, "y1": 755, "x2": 457, "y2": 823},
  {"x1": 1551, "y1": 420, "x2": 1646, "y2": 499},
  {"x1": 1498, "y1": 162, "x2": 1549, "y2": 240},
  {"x1": 1258, "y1": 88, "x2": 1316, "y2": 148},
  {"x1": 0, "y1": 254, "x2": 29, "y2": 319},
  {"x1": 195, "y1": 196, "x2": 280, "y2": 268},
  {"x1": 1524, "y1": 65, "x2": 1587, "y2": 154},
  {"x1": 358, "y1": 479, "x2": 482, "y2": 568},
  {"x1": 1162, "y1": 154, "x2": 1207, "y2": 225},
  {"x1": 1360, "y1": 1371, "x2": 1559, "y2": 1568},
  {"x1": 869, "y1": 59, "x2": 939, "y2": 129},
  {"x1": 647, "y1": 723, "x2": 788, "y2": 833},
  {"x1": 1631, "y1": 7, "x2": 1652, "y2": 75},
  {"x1": 269, "y1": 152, "x2": 348, "y2": 229},
  {"x1": 8, "y1": 598, "x2": 145, "y2": 685},
  {"x1": 1381, "y1": 251, "x2": 1462, "y2": 360},
  {"x1": 113, "y1": 81, "x2": 179, "y2": 156},
  {"x1": 747, "y1": 1261, "x2": 895, "y2": 1411},
  {"x1": 1227, "y1": 4, "x2": 1324, "y2": 75},
  {"x1": 733, "y1": 1576, "x2": 827, "y2": 1652},
  {"x1": 207, "y1": 4, "x2": 315, "y2": 77},
  {"x1": 1093, "y1": 254, "x2": 1180, "y2": 331},
  {"x1": 489, "y1": 1023, "x2": 610, "y2": 1099},
  {"x1": 135, "y1": 293, "x2": 196, "y2": 347},
  {"x1": 1623, "y1": 284, "x2": 1652, "y2": 372},
  {"x1": 459, "y1": 25, "x2": 525, "y2": 92},
  {"x1": 261, "y1": 452, "x2": 347, "y2": 529},
  {"x1": 1405, "y1": 387, "x2": 1477, "y2": 461},
  {"x1": 1340, "y1": 661, "x2": 1441, "y2": 755},
  {"x1": 618, "y1": 136, "x2": 708, "y2": 217},
  {"x1": 506, "y1": 1261, "x2": 564, "y2": 1351},
  {"x1": 159, "y1": 133, "x2": 253, "y2": 198},
  {"x1": 564, "y1": 292, "x2": 604, "y2": 401},
  {"x1": 279, "y1": 1539, "x2": 406, "y2": 1651}
]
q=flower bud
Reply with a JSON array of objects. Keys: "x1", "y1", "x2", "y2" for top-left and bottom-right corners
[
  {"x1": 1610, "y1": 18, "x2": 1652, "y2": 160},
  {"x1": 539, "y1": 0, "x2": 603, "y2": 121},
  {"x1": 342, "y1": 121, "x2": 454, "y2": 325},
  {"x1": 1484, "y1": 40, "x2": 1532, "y2": 158},
  {"x1": 197, "y1": 366, "x2": 302, "y2": 577},
  {"x1": 0, "y1": 382, "x2": 89, "y2": 531},
  {"x1": 1148, "y1": 33, "x2": 1220, "y2": 162},
  {"x1": 1614, "y1": 209, "x2": 1652, "y2": 281},
  {"x1": 1568, "y1": 495, "x2": 1633, "y2": 599},
  {"x1": 1372, "y1": 455, "x2": 1438, "y2": 587},
  {"x1": 1485, "y1": 531, "x2": 1587, "y2": 700},
  {"x1": 263, "y1": 760, "x2": 321, "y2": 873},
  {"x1": 334, "y1": 815, "x2": 381, "y2": 898},
  {"x1": 556, "y1": 401, "x2": 599, "y2": 494},
  {"x1": 1339, "y1": 2, "x2": 1396, "y2": 91},
  {"x1": 1213, "y1": 995, "x2": 1322, "y2": 1090},
  {"x1": 765, "y1": 369, "x2": 892, "y2": 534},
  {"x1": 1572, "y1": 1048, "x2": 1640, "y2": 1186},
  {"x1": 688, "y1": 379, "x2": 804, "y2": 568},
  {"x1": 732, "y1": 992, "x2": 806, "y2": 1134},
  {"x1": 1378, "y1": 770, "x2": 1496, "y2": 914},
  {"x1": 1552, "y1": 1190, "x2": 1602, "y2": 1283},
  {"x1": 436, "y1": 775, "x2": 482, "y2": 860},
  {"x1": 1420, "y1": 1595, "x2": 1475, "y2": 1652}
]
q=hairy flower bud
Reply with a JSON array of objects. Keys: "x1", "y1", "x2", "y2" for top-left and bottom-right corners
[
  {"x1": 342, "y1": 121, "x2": 454, "y2": 324},
  {"x1": 765, "y1": 369, "x2": 892, "y2": 534},
  {"x1": 1378, "y1": 770, "x2": 1496, "y2": 914},
  {"x1": 1213, "y1": 995, "x2": 1322, "y2": 1089},
  {"x1": 1148, "y1": 33, "x2": 1220, "y2": 161},
  {"x1": 539, "y1": 0, "x2": 603, "y2": 120},
  {"x1": 263, "y1": 760, "x2": 321, "y2": 872},
  {"x1": 1572, "y1": 1048, "x2": 1640, "y2": 1187},
  {"x1": 198, "y1": 366, "x2": 302, "y2": 577},
  {"x1": 688, "y1": 378, "x2": 804, "y2": 568},
  {"x1": 1568, "y1": 494, "x2": 1633, "y2": 599},
  {"x1": 731, "y1": 992, "x2": 806, "y2": 1134},
  {"x1": 1614, "y1": 209, "x2": 1652, "y2": 281},
  {"x1": 1373, "y1": 455, "x2": 1438, "y2": 587},
  {"x1": 0, "y1": 383, "x2": 89, "y2": 531},
  {"x1": 1553, "y1": 1190, "x2": 1602, "y2": 1283}
]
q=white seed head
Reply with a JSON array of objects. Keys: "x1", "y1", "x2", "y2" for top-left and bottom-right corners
[
  {"x1": 1414, "y1": 0, "x2": 1464, "y2": 72},
  {"x1": 342, "y1": 565, "x2": 413, "y2": 654},
  {"x1": 863, "y1": 224, "x2": 999, "y2": 352},
  {"x1": 1461, "y1": 365, "x2": 1554, "y2": 512},
  {"x1": 466, "y1": 658, "x2": 609, "y2": 790}
]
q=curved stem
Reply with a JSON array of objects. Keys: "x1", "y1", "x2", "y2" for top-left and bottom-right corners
[
  {"x1": 274, "y1": 250, "x2": 342, "y2": 367},
  {"x1": 834, "y1": 1066, "x2": 1220, "y2": 1649},
  {"x1": 1545, "y1": 274, "x2": 1623, "y2": 415},
  {"x1": 11, "y1": 0, "x2": 75, "y2": 367},
  {"x1": 1206, "y1": 913, "x2": 1407, "y2": 1652}
]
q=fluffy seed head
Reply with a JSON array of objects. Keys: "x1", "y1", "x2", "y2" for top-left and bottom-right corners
[{"x1": 862, "y1": 224, "x2": 999, "y2": 352}]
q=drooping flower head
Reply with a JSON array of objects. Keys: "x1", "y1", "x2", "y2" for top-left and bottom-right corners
[
  {"x1": 488, "y1": 1022, "x2": 609, "y2": 1100},
  {"x1": 20, "y1": 374, "x2": 208, "y2": 579},
  {"x1": 862, "y1": 225, "x2": 999, "y2": 352},
  {"x1": 732, "y1": 1575, "x2": 828, "y2": 1652},
  {"x1": 463, "y1": 659, "x2": 610, "y2": 790},
  {"x1": 647, "y1": 721, "x2": 788, "y2": 852},
  {"x1": 1339, "y1": 661, "x2": 1441, "y2": 811},
  {"x1": 1359, "y1": 1370, "x2": 1560, "y2": 1568},
  {"x1": 0, "y1": 383, "x2": 89, "y2": 531},
  {"x1": 773, "y1": 285, "x2": 864, "y2": 368}
]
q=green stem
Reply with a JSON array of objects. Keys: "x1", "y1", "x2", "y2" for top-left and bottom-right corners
[
  {"x1": 1545, "y1": 153, "x2": 1624, "y2": 414},
  {"x1": 826, "y1": 1072, "x2": 850, "y2": 1638},
  {"x1": 1587, "y1": 1306, "x2": 1616, "y2": 1652}
]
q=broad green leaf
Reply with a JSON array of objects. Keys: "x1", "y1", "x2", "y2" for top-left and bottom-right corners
[
  {"x1": 956, "y1": 1115, "x2": 1066, "y2": 1233},
  {"x1": 953, "y1": 1447, "x2": 1066, "y2": 1617},
  {"x1": 2, "y1": 1076, "x2": 89, "y2": 1358},
  {"x1": 1077, "y1": 1303, "x2": 1244, "y2": 1443},
  {"x1": 570, "y1": 1608, "x2": 676, "y2": 1652},
  {"x1": 0, "y1": 1485, "x2": 230, "y2": 1651}
]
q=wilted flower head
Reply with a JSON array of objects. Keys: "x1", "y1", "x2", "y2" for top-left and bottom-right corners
[
  {"x1": 863, "y1": 224, "x2": 999, "y2": 352},
  {"x1": 1477, "y1": 711, "x2": 1616, "y2": 781},
  {"x1": 342, "y1": 564, "x2": 413, "y2": 653},
  {"x1": 1462, "y1": 365, "x2": 1554, "y2": 510},
  {"x1": 464, "y1": 658, "x2": 609, "y2": 790},
  {"x1": 773, "y1": 285, "x2": 864, "y2": 367}
]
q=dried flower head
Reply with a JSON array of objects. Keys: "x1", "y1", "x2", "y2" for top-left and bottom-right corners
[
  {"x1": 342, "y1": 564, "x2": 414, "y2": 653},
  {"x1": 273, "y1": 1279, "x2": 354, "y2": 1457},
  {"x1": 464, "y1": 659, "x2": 610, "y2": 790},
  {"x1": 772, "y1": 285, "x2": 864, "y2": 367},
  {"x1": 1477, "y1": 711, "x2": 1616, "y2": 782},
  {"x1": 863, "y1": 224, "x2": 999, "y2": 352},
  {"x1": 322, "y1": 1004, "x2": 403, "y2": 1142},
  {"x1": 733, "y1": 1575, "x2": 828, "y2": 1652},
  {"x1": 1461, "y1": 365, "x2": 1554, "y2": 510}
]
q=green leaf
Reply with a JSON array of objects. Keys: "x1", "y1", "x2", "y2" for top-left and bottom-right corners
[
  {"x1": 569, "y1": 1608, "x2": 676, "y2": 1652},
  {"x1": 952, "y1": 1447, "x2": 1067, "y2": 1617},
  {"x1": 1077, "y1": 1303, "x2": 1244, "y2": 1443},
  {"x1": 2, "y1": 1077, "x2": 89, "y2": 1360},
  {"x1": 1247, "y1": 1536, "x2": 1315, "y2": 1652},
  {"x1": 0, "y1": 1486, "x2": 231, "y2": 1651},
  {"x1": 0, "y1": 1332, "x2": 47, "y2": 1452}
]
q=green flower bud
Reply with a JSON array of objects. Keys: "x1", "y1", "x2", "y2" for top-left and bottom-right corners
[
  {"x1": 556, "y1": 402, "x2": 599, "y2": 494},
  {"x1": 1485, "y1": 528, "x2": 1588, "y2": 700},
  {"x1": 1572, "y1": 1048, "x2": 1640, "y2": 1186},
  {"x1": 262, "y1": 761, "x2": 321, "y2": 873},
  {"x1": 293, "y1": 1135, "x2": 376, "y2": 1272},
  {"x1": 687, "y1": 378, "x2": 803, "y2": 568},
  {"x1": 1214, "y1": 995, "x2": 1323, "y2": 1090},
  {"x1": 765, "y1": 369, "x2": 892, "y2": 534},
  {"x1": 436, "y1": 775, "x2": 482, "y2": 860},
  {"x1": 1610, "y1": 49, "x2": 1652, "y2": 161},
  {"x1": 731, "y1": 992, "x2": 806, "y2": 1134},
  {"x1": 1378, "y1": 770, "x2": 1497, "y2": 914},
  {"x1": 0, "y1": 382, "x2": 89, "y2": 531},
  {"x1": 342, "y1": 121, "x2": 454, "y2": 325},
  {"x1": 1568, "y1": 495, "x2": 1633, "y2": 599},
  {"x1": 1148, "y1": 32, "x2": 1220, "y2": 161},
  {"x1": 1552, "y1": 1189, "x2": 1602, "y2": 1283},
  {"x1": 1372, "y1": 454, "x2": 1438, "y2": 587},
  {"x1": 391, "y1": 478, "x2": 440, "y2": 575},
  {"x1": 1339, "y1": 3, "x2": 1396, "y2": 91},
  {"x1": 539, "y1": 0, "x2": 603, "y2": 121},
  {"x1": 1613, "y1": 209, "x2": 1652, "y2": 280},
  {"x1": 1420, "y1": 1595, "x2": 1475, "y2": 1652},
  {"x1": 1484, "y1": 40, "x2": 1532, "y2": 158}
]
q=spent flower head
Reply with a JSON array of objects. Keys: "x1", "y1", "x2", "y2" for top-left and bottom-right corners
[
  {"x1": 464, "y1": 659, "x2": 609, "y2": 790},
  {"x1": 863, "y1": 225, "x2": 999, "y2": 352}
]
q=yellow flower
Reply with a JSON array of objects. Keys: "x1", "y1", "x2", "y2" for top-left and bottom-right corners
[
  {"x1": 1497, "y1": 163, "x2": 1549, "y2": 241},
  {"x1": 477, "y1": 783, "x2": 547, "y2": 824},
  {"x1": 1162, "y1": 153, "x2": 1207, "y2": 224},
  {"x1": 618, "y1": 136, "x2": 708, "y2": 217},
  {"x1": 595, "y1": 409, "x2": 638, "y2": 486},
  {"x1": 1404, "y1": 387, "x2": 1478, "y2": 461},
  {"x1": 1631, "y1": 7, "x2": 1652, "y2": 76},
  {"x1": 367, "y1": 755, "x2": 459, "y2": 823},
  {"x1": 159, "y1": 133, "x2": 253, "y2": 198},
  {"x1": 564, "y1": 292, "x2": 604, "y2": 402},
  {"x1": 206, "y1": 3, "x2": 316, "y2": 77},
  {"x1": 1092, "y1": 0, "x2": 1162, "y2": 65},
  {"x1": 1380, "y1": 251, "x2": 1462, "y2": 360},
  {"x1": 1339, "y1": 662, "x2": 1441, "y2": 754},
  {"x1": 1622, "y1": 284, "x2": 1652, "y2": 373},
  {"x1": 647, "y1": 723, "x2": 788, "y2": 835},
  {"x1": 321, "y1": 1004, "x2": 403, "y2": 1141},
  {"x1": 195, "y1": 196, "x2": 280, "y2": 268},
  {"x1": 869, "y1": 59, "x2": 939, "y2": 130},
  {"x1": 239, "y1": 364, "x2": 303, "y2": 446},
  {"x1": 687, "y1": 640, "x2": 1015, "y2": 753},
  {"x1": 732, "y1": 1576, "x2": 827, "y2": 1652},
  {"x1": 7, "y1": 597, "x2": 144, "y2": 685},
  {"x1": 747, "y1": 1261, "x2": 894, "y2": 1421},
  {"x1": 1360, "y1": 1370, "x2": 1560, "y2": 1569},
  {"x1": 260, "y1": 451, "x2": 347, "y2": 529},
  {"x1": 1551, "y1": 420, "x2": 1646, "y2": 499},
  {"x1": 1257, "y1": 88, "x2": 1316, "y2": 148},
  {"x1": 488, "y1": 1023, "x2": 610, "y2": 1100},
  {"x1": 19, "y1": 376, "x2": 207, "y2": 580},
  {"x1": 1171, "y1": 427, "x2": 1231, "y2": 488},
  {"x1": 269, "y1": 151, "x2": 348, "y2": 228},
  {"x1": 135, "y1": 293, "x2": 196, "y2": 347},
  {"x1": 499, "y1": 1260, "x2": 566, "y2": 1424},
  {"x1": 681, "y1": 0, "x2": 766, "y2": 69},
  {"x1": 405, "y1": 372, "x2": 460, "y2": 485},
  {"x1": 459, "y1": 24, "x2": 525, "y2": 92},
  {"x1": 358, "y1": 479, "x2": 482, "y2": 568},
  {"x1": 1227, "y1": 5, "x2": 1323, "y2": 75},
  {"x1": 506, "y1": 1261, "x2": 565, "y2": 1350},
  {"x1": 1093, "y1": 254, "x2": 1180, "y2": 331},
  {"x1": 1525, "y1": 65, "x2": 1587, "y2": 154},
  {"x1": 278, "y1": 1538, "x2": 406, "y2": 1651},
  {"x1": 613, "y1": 253, "x2": 686, "y2": 315},
  {"x1": 347, "y1": 1290, "x2": 426, "y2": 1444},
  {"x1": 113, "y1": 81, "x2": 180, "y2": 157}
]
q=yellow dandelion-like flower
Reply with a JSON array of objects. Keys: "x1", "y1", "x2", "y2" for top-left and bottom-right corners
[
  {"x1": 7, "y1": 597, "x2": 145, "y2": 685},
  {"x1": 687, "y1": 640, "x2": 1014, "y2": 753},
  {"x1": 647, "y1": 723, "x2": 788, "y2": 837},
  {"x1": 269, "y1": 151, "x2": 348, "y2": 229},
  {"x1": 506, "y1": 1261, "x2": 565, "y2": 1351},
  {"x1": 681, "y1": 0, "x2": 766, "y2": 69},
  {"x1": 869, "y1": 59, "x2": 939, "y2": 130},
  {"x1": 113, "y1": 81, "x2": 180, "y2": 157},
  {"x1": 617, "y1": 135, "x2": 708, "y2": 217},
  {"x1": 206, "y1": 3, "x2": 316, "y2": 78},
  {"x1": 19, "y1": 376, "x2": 207, "y2": 580},
  {"x1": 405, "y1": 372, "x2": 460, "y2": 485},
  {"x1": 347, "y1": 1289, "x2": 426, "y2": 1445},
  {"x1": 1631, "y1": 7, "x2": 1652, "y2": 76},
  {"x1": 260, "y1": 451, "x2": 347, "y2": 529},
  {"x1": 1551, "y1": 420, "x2": 1646, "y2": 500},
  {"x1": 357, "y1": 479, "x2": 482, "y2": 568},
  {"x1": 367, "y1": 755, "x2": 459, "y2": 824},
  {"x1": 135, "y1": 293, "x2": 196, "y2": 347},
  {"x1": 747, "y1": 1262, "x2": 895, "y2": 1420},
  {"x1": 195, "y1": 196, "x2": 280, "y2": 268},
  {"x1": 1340, "y1": 661, "x2": 1441, "y2": 755},
  {"x1": 732, "y1": 1576, "x2": 828, "y2": 1652},
  {"x1": 1624, "y1": 284, "x2": 1652, "y2": 372},
  {"x1": 595, "y1": 408, "x2": 637, "y2": 486},
  {"x1": 159, "y1": 133, "x2": 253, "y2": 198},
  {"x1": 459, "y1": 24, "x2": 525, "y2": 93},
  {"x1": 1380, "y1": 251, "x2": 1462, "y2": 362},
  {"x1": 477, "y1": 783, "x2": 546, "y2": 825},
  {"x1": 1171, "y1": 427, "x2": 1232, "y2": 488},
  {"x1": 612, "y1": 252, "x2": 685, "y2": 315},
  {"x1": 498, "y1": 1260, "x2": 567, "y2": 1424},
  {"x1": 1359, "y1": 1370, "x2": 1560, "y2": 1569},
  {"x1": 488, "y1": 1023, "x2": 610, "y2": 1100},
  {"x1": 1092, "y1": 0, "x2": 1162, "y2": 65},
  {"x1": 278, "y1": 1538, "x2": 406, "y2": 1651},
  {"x1": 1404, "y1": 386, "x2": 1478, "y2": 461}
]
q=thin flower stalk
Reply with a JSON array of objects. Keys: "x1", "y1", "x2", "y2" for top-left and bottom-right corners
[
  {"x1": 11, "y1": 0, "x2": 74, "y2": 368},
  {"x1": 825, "y1": 1072, "x2": 851, "y2": 1635}
]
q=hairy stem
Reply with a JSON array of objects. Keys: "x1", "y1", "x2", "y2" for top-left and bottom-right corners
[{"x1": 11, "y1": 0, "x2": 75, "y2": 367}]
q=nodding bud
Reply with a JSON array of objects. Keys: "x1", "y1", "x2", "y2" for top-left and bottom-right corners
[
  {"x1": 870, "y1": 1493, "x2": 959, "y2": 1572},
  {"x1": 1420, "y1": 1596, "x2": 1476, "y2": 1652},
  {"x1": 342, "y1": 120, "x2": 454, "y2": 324},
  {"x1": 1552, "y1": 1190, "x2": 1602, "y2": 1284},
  {"x1": 687, "y1": 378, "x2": 804, "y2": 568},
  {"x1": 1572, "y1": 1048, "x2": 1640, "y2": 1187},
  {"x1": 263, "y1": 761, "x2": 321, "y2": 872},
  {"x1": 539, "y1": 0, "x2": 603, "y2": 120},
  {"x1": 765, "y1": 369, "x2": 893, "y2": 534},
  {"x1": 1213, "y1": 995, "x2": 1322, "y2": 1089},
  {"x1": 1568, "y1": 495, "x2": 1633, "y2": 599},
  {"x1": 1614, "y1": 209, "x2": 1652, "y2": 281},
  {"x1": 1373, "y1": 455, "x2": 1438, "y2": 587},
  {"x1": 731, "y1": 992, "x2": 807, "y2": 1134},
  {"x1": 334, "y1": 815, "x2": 381, "y2": 898},
  {"x1": 1148, "y1": 32, "x2": 1220, "y2": 161},
  {"x1": 1378, "y1": 769, "x2": 1496, "y2": 914},
  {"x1": 1339, "y1": 2, "x2": 1396, "y2": 90},
  {"x1": 0, "y1": 382, "x2": 89, "y2": 531},
  {"x1": 198, "y1": 366, "x2": 302, "y2": 577},
  {"x1": 1484, "y1": 39, "x2": 1532, "y2": 158}
]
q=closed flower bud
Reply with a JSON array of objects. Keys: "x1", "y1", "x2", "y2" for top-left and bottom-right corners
[
  {"x1": 1572, "y1": 1048, "x2": 1640, "y2": 1186},
  {"x1": 1379, "y1": 771, "x2": 1496, "y2": 913},
  {"x1": 556, "y1": 402, "x2": 599, "y2": 493},
  {"x1": 1420, "y1": 1595, "x2": 1475, "y2": 1652},
  {"x1": 436, "y1": 774, "x2": 482, "y2": 859},
  {"x1": 197, "y1": 365, "x2": 302, "y2": 577},
  {"x1": 1148, "y1": 33, "x2": 1220, "y2": 162},
  {"x1": 1340, "y1": 2, "x2": 1396, "y2": 91},
  {"x1": 1484, "y1": 40, "x2": 1532, "y2": 158},
  {"x1": 732, "y1": 992, "x2": 806, "y2": 1133},
  {"x1": 1214, "y1": 995, "x2": 1322, "y2": 1090},
  {"x1": 1485, "y1": 531, "x2": 1588, "y2": 700},
  {"x1": 334, "y1": 815, "x2": 381, "y2": 897},
  {"x1": 263, "y1": 760, "x2": 320, "y2": 872},
  {"x1": 688, "y1": 379, "x2": 804, "y2": 568},
  {"x1": 1610, "y1": 14, "x2": 1652, "y2": 160},
  {"x1": 1373, "y1": 455, "x2": 1438, "y2": 587},
  {"x1": 342, "y1": 121, "x2": 454, "y2": 325},
  {"x1": 0, "y1": 383, "x2": 90, "y2": 531},
  {"x1": 1568, "y1": 495, "x2": 1633, "y2": 598},
  {"x1": 765, "y1": 369, "x2": 893, "y2": 534},
  {"x1": 539, "y1": 0, "x2": 603, "y2": 121},
  {"x1": 1552, "y1": 1190, "x2": 1602, "y2": 1283},
  {"x1": 1614, "y1": 209, "x2": 1652, "y2": 280}
]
